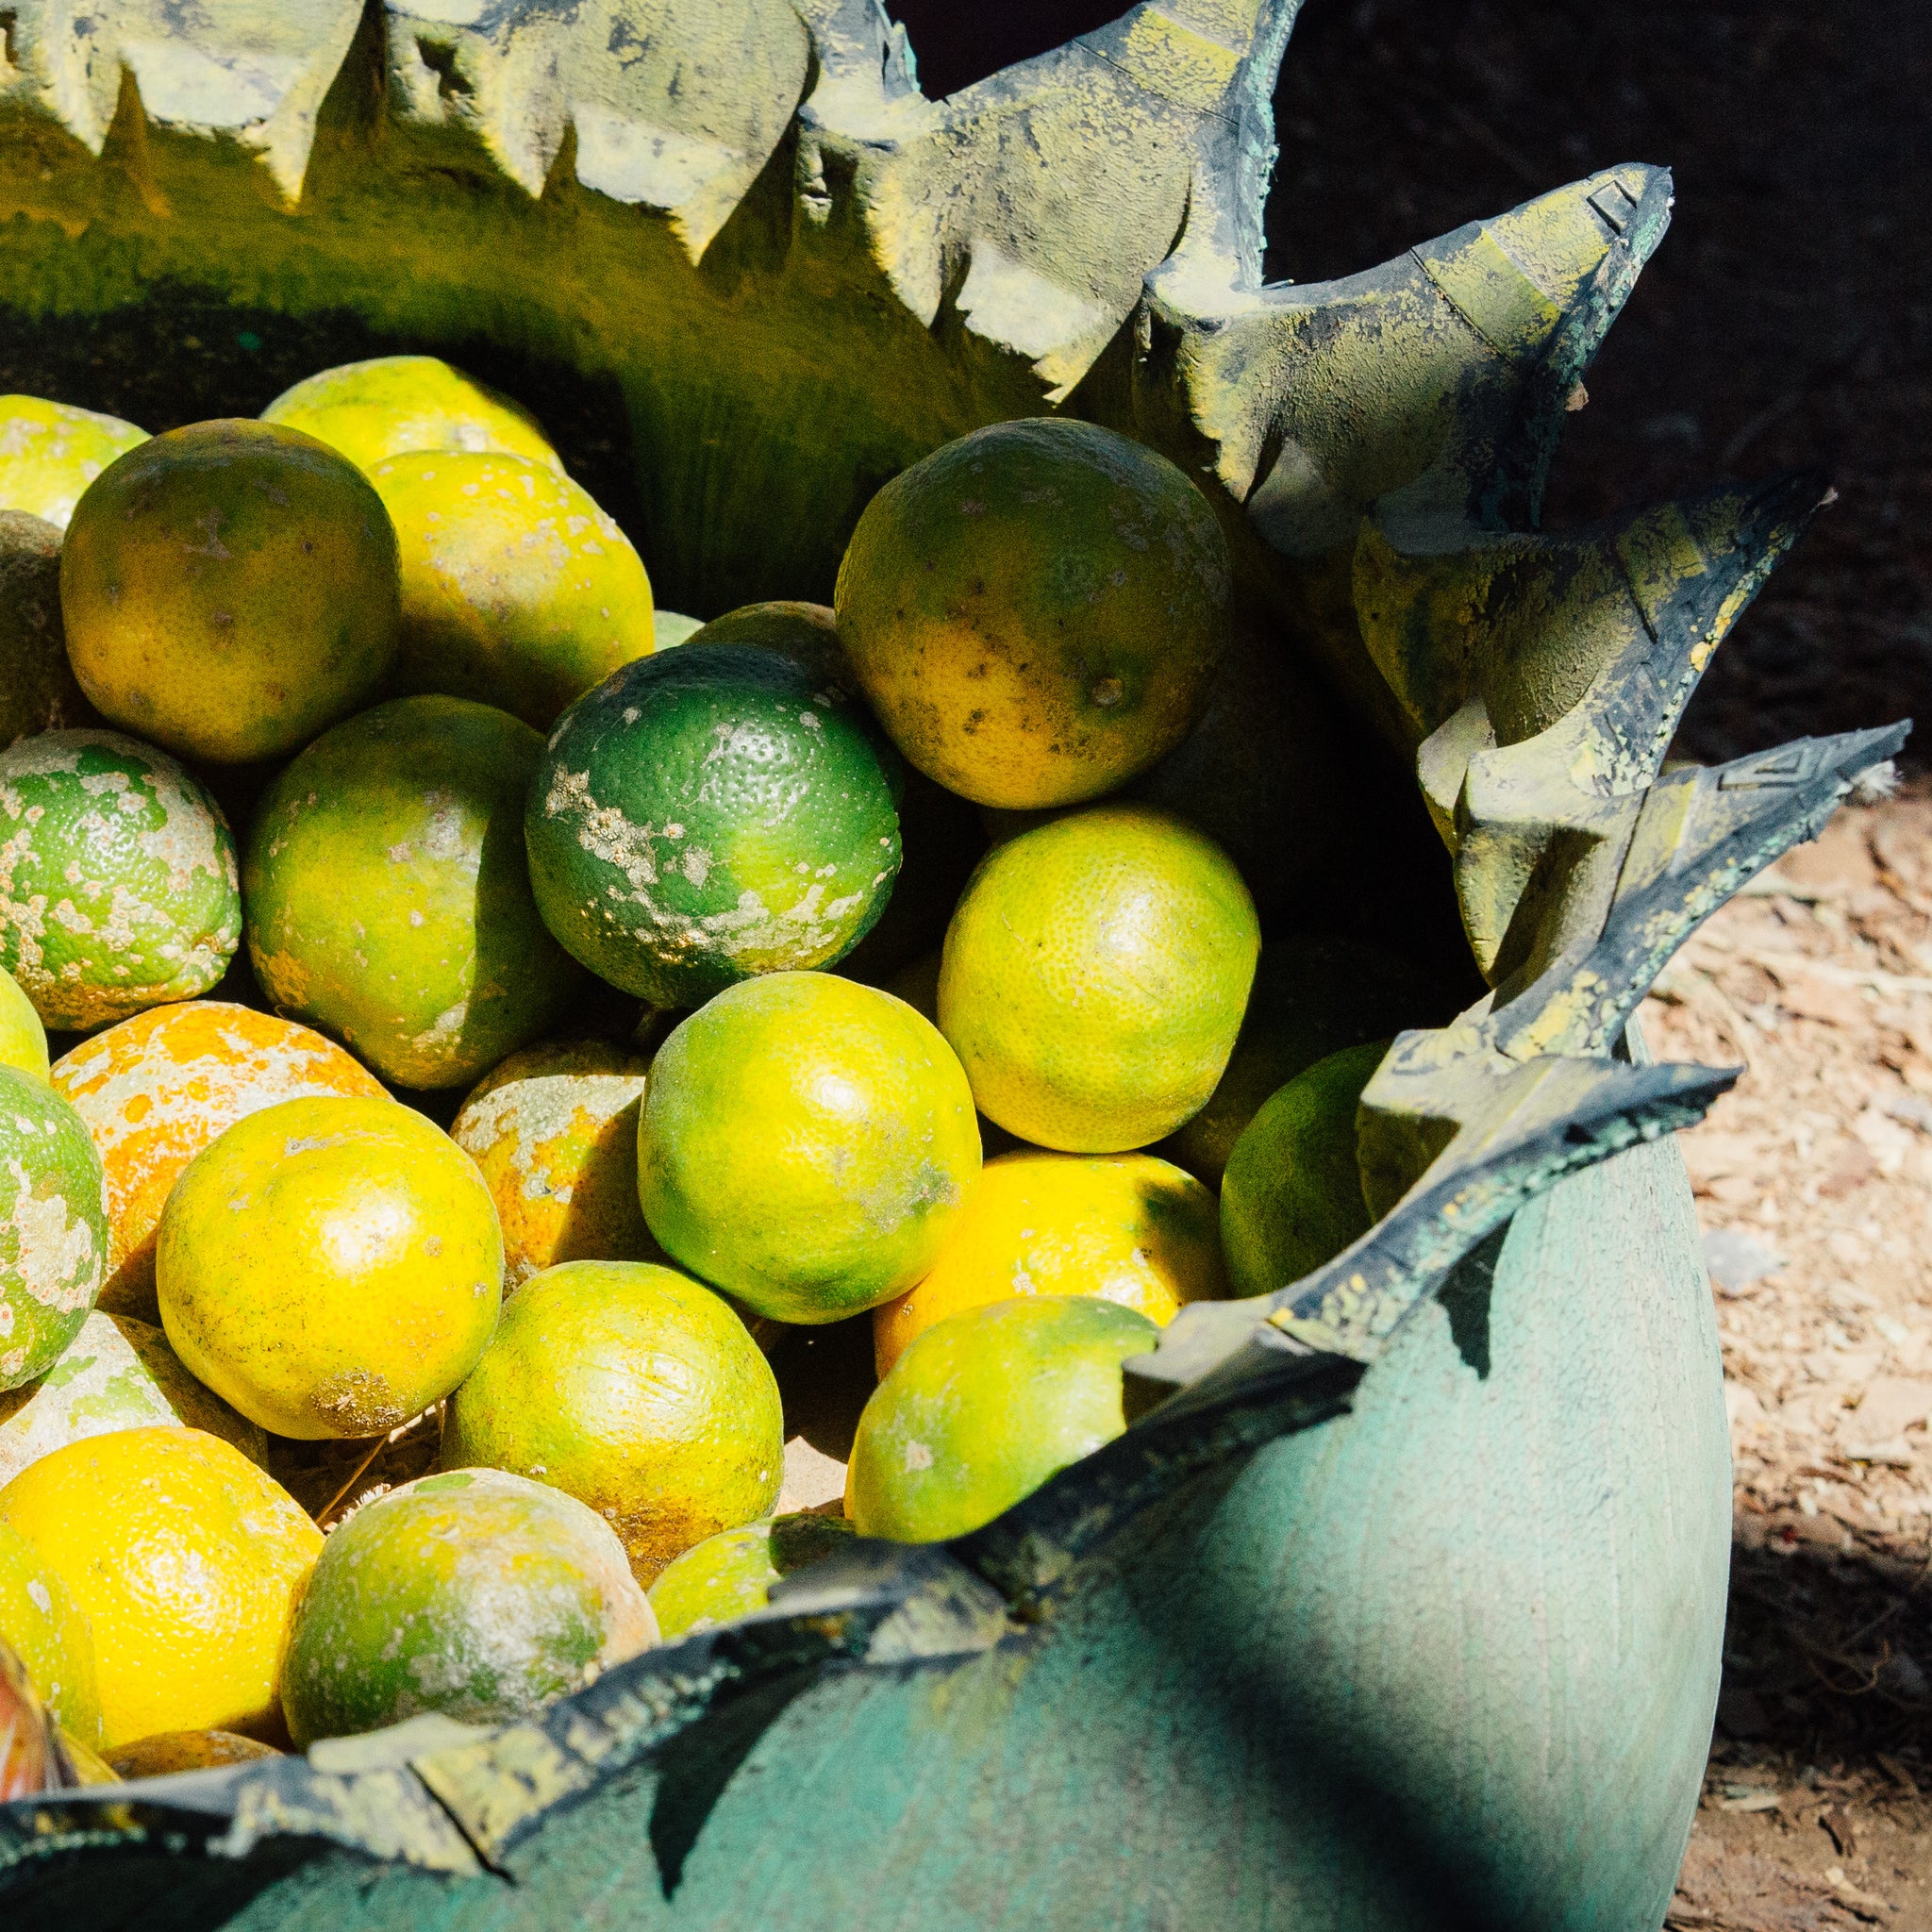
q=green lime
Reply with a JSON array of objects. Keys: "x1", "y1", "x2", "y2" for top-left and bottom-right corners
[
  {"x1": 648, "y1": 1513, "x2": 856, "y2": 1639},
  {"x1": 280, "y1": 1467, "x2": 656, "y2": 1745},
  {"x1": 439, "y1": 1259, "x2": 783, "y2": 1582},
  {"x1": 243, "y1": 695, "x2": 585, "y2": 1088},
  {"x1": 0, "y1": 729, "x2": 241, "y2": 1032},
  {"x1": 1220, "y1": 1040, "x2": 1390, "y2": 1297},
  {"x1": 525, "y1": 642, "x2": 901, "y2": 1007},
  {"x1": 847, "y1": 1295, "x2": 1158, "y2": 1542}
]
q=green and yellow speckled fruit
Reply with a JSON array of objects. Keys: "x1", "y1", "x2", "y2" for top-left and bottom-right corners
[
  {"x1": 846, "y1": 1296, "x2": 1158, "y2": 1543},
  {"x1": 156, "y1": 1095, "x2": 502, "y2": 1440},
  {"x1": 0, "y1": 1309, "x2": 265, "y2": 1489},
  {"x1": 244, "y1": 695, "x2": 585, "y2": 1089},
  {"x1": 0, "y1": 730, "x2": 241, "y2": 1033},
  {"x1": 834, "y1": 419, "x2": 1231, "y2": 810},
  {"x1": 0, "y1": 1067, "x2": 108, "y2": 1392},
  {"x1": 639, "y1": 974, "x2": 981, "y2": 1324},
  {"x1": 0, "y1": 1520, "x2": 100, "y2": 1746},
  {"x1": 1220, "y1": 1040, "x2": 1388, "y2": 1297},
  {"x1": 0, "y1": 1426, "x2": 320, "y2": 1748},
  {"x1": 525, "y1": 643, "x2": 902, "y2": 1008},
  {"x1": 0, "y1": 396, "x2": 147, "y2": 529},
  {"x1": 0, "y1": 511, "x2": 92, "y2": 752},
  {"x1": 1159, "y1": 938, "x2": 1444, "y2": 1188},
  {"x1": 451, "y1": 1041, "x2": 659, "y2": 1289},
  {"x1": 50, "y1": 1002, "x2": 385, "y2": 1322},
  {"x1": 260, "y1": 355, "x2": 560, "y2": 476},
  {"x1": 938, "y1": 805, "x2": 1258, "y2": 1153},
  {"x1": 648, "y1": 1513, "x2": 856, "y2": 1641},
  {"x1": 280, "y1": 1467, "x2": 657, "y2": 1746},
  {"x1": 0, "y1": 968, "x2": 46, "y2": 1082},
  {"x1": 440, "y1": 1259, "x2": 783, "y2": 1582},
  {"x1": 370, "y1": 449, "x2": 656, "y2": 730},
  {"x1": 59, "y1": 420, "x2": 400, "y2": 764}
]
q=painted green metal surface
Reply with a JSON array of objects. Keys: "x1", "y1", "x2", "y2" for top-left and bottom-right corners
[{"x1": 0, "y1": 3, "x2": 1909, "y2": 1928}]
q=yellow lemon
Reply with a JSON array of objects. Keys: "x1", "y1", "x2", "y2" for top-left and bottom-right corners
[
  {"x1": 0, "y1": 1520, "x2": 99, "y2": 1744},
  {"x1": 0, "y1": 965, "x2": 46, "y2": 1081},
  {"x1": 0, "y1": 395, "x2": 147, "y2": 528},
  {"x1": 156, "y1": 1095, "x2": 503, "y2": 1439},
  {"x1": 0, "y1": 1427, "x2": 321, "y2": 1747},
  {"x1": 939, "y1": 804, "x2": 1258, "y2": 1152},
  {"x1": 874, "y1": 1150, "x2": 1225, "y2": 1374}
]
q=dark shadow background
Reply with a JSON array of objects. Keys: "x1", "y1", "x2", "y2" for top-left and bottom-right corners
[{"x1": 890, "y1": 0, "x2": 1932, "y2": 770}]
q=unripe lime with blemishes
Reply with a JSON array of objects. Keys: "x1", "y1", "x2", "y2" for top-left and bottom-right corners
[
  {"x1": 260, "y1": 355, "x2": 559, "y2": 475},
  {"x1": 525, "y1": 644, "x2": 902, "y2": 1008},
  {"x1": 648, "y1": 1513, "x2": 856, "y2": 1639},
  {"x1": 0, "y1": 1066, "x2": 108, "y2": 1392},
  {"x1": 156, "y1": 1094, "x2": 502, "y2": 1439},
  {"x1": 59, "y1": 420, "x2": 399, "y2": 763},
  {"x1": 0, "y1": 729, "x2": 240, "y2": 1032},
  {"x1": 370, "y1": 450, "x2": 655, "y2": 730},
  {"x1": 451, "y1": 1041, "x2": 659, "y2": 1289},
  {"x1": 439, "y1": 1259, "x2": 783, "y2": 1581},
  {"x1": 938, "y1": 804, "x2": 1258, "y2": 1153},
  {"x1": 1220, "y1": 1040, "x2": 1389, "y2": 1296},
  {"x1": 847, "y1": 1296, "x2": 1158, "y2": 1542},
  {"x1": 279, "y1": 1467, "x2": 655, "y2": 1746},
  {"x1": 0, "y1": 1521, "x2": 100, "y2": 1744},
  {"x1": 51, "y1": 1002, "x2": 383, "y2": 1321},
  {"x1": 638, "y1": 973, "x2": 980, "y2": 1324},
  {"x1": 243, "y1": 696, "x2": 585, "y2": 1089},
  {"x1": 834, "y1": 418, "x2": 1231, "y2": 809},
  {"x1": 0, "y1": 395, "x2": 146, "y2": 528},
  {"x1": 0, "y1": 511, "x2": 92, "y2": 751},
  {"x1": 0, "y1": 1426, "x2": 320, "y2": 1747}
]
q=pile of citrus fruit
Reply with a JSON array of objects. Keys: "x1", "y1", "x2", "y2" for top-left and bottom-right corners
[{"x1": 0, "y1": 359, "x2": 1450, "y2": 1782}]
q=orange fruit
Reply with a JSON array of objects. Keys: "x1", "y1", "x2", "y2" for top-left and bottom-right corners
[{"x1": 50, "y1": 1002, "x2": 383, "y2": 1322}]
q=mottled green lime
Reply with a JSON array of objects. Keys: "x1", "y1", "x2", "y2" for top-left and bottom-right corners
[
  {"x1": 60, "y1": 420, "x2": 399, "y2": 763},
  {"x1": 835, "y1": 419, "x2": 1231, "y2": 809},
  {"x1": 439, "y1": 1259, "x2": 784, "y2": 1582},
  {"x1": 243, "y1": 696, "x2": 585, "y2": 1089},
  {"x1": 1160, "y1": 939, "x2": 1443, "y2": 1187},
  {"x1": 280, "y1": 1467, "x2": 657, "y2": 1746},
  {"x1": 638, "y1": 974, "x2": 981, "y2": 1324},
  {"x1": 370, "y1": 450, "x2": 655, "y2": 731},
  {"x1": 846, "y1": 1296, "x2": 1157, "y2": 1542},
  {"x1": 0, "y1": 1521, "x2": 101, "y2": 1744},
  {"x1": 260, "y1": 356, "x2": 560, "y2": 476},
  {"x1": 0, "y1": 730, "x2": 241, "y2": 1032},
  {"x1": 648, "y1": 1513, "x2": 856, "y2": 1640},
  {"x1": 1220, "y1": 1040, "x2": 1389, "y2": 1297},
  {"x1": 0, "y1": 1066, "x2": 108, "y2": 1392},
  {"x1": 0, "y1": 968, "x2": 46, "y2": 1081},
  {"x1": 0, "y1": 511, "x2": 92, "y2": 752},
  {"x1": 526, "y1": 643, "x2": 902, "y2": 1008},
  {"x1": 0, "y1": 396, "x2": 147, "y2": 529}
]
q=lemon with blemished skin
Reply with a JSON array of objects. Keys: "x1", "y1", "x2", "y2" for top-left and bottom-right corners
[
  {"x1": 439, "y1": 1259, "x2": 783, "y2": 1582},
  {"x1": 648, "y1": 1513, "x2": 856, "y2": 1640},
  {"x1": 370, "y1": 450, "x2": 655, "y2": 731},
  {"x1": 0, "y1": 1520, "x2": 100, "y2": 1744},
  {"x1": 0, "y1": 729, "x2": 241, "y2": 1033},
  {"x1": 0, "y1": 1426, "x2": 321, "y2": 1748},
  {"x1": 847, "y1": 1296, "x2": 1158, "y2": 1543},
  {"x1": 279, "y1": 1467, "x2": 655, "y2": 1746},
  {"x1": 0, "y1": 966, "x2": 46, "y2": 1081},
  {"x1": 51, "y1": 1002, "x2": 383, "y2": 1321},
  {"x1": 260, "y1": 355, "x2": 560, "y2": 475},
  {"x1": 451, "y1": 1041, "x2": 660, "y2": 1289},
  {"x1": 873, "y1": 1149, "x2": 1226, "y2": 1374},
  {"x1": 638, "y1": 973, "x2": 981, "y2": 1324},
  {"x1": 1220, "y1": 1040, "x2": 1390, "y2": 1297},
  {"x1": 938, "y1": 804, "x2": 1259, "y2": 1153},
  {"x1": 243, "y1": 695, "x2": 585, "y2": 1090},
  {"x1": 156, "y1": 1094, "x2": 503, "y2": 1440},
  {"x1": 834, "y1": 419, "x2": 1231, "y2": 809},
  {"x1": 0, "y1": 395, "x2": 147, "y2": 528},
  {"x1": 60, "y1": 420, "x2": 399, "y2": 764}
]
